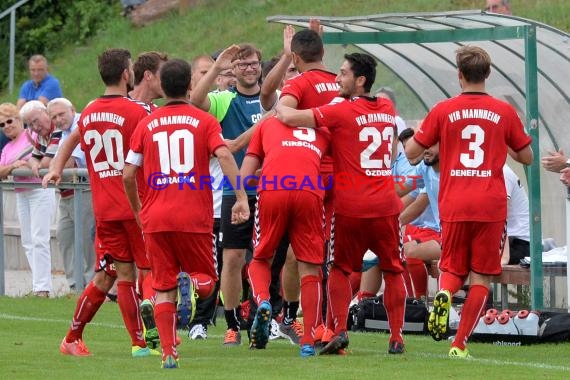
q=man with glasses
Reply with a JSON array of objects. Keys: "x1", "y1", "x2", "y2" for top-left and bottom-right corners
[
  {"x1": 484, "y1": 0, "x2": 511, "y2": 15},
  {"x1": 190, "y1": 43, "x2": 263, "y2": 347}
]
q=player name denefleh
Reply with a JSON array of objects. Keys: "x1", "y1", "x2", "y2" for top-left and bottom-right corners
[
  {"x1": 448, "y1": 109, "x2": 501, "y2": 124},
  {"x1": 450, "y1": 169, "x2": 492, "y2": 177}
]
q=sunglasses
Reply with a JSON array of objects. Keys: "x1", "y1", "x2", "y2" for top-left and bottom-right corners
[{"x1": 0, "y1": 118, "x2": 15, "y2": 128}]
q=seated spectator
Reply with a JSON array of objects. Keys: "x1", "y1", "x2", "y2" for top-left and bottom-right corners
[
  {"x1": 0, "y1": 102, "x2": 55, "y2": 297},
  {"x1": 501, "y1": 164, "x2": 530, "y2": 265},
  {"x1": 17, "y1": 55, "x2": 62, "y2": 109}
]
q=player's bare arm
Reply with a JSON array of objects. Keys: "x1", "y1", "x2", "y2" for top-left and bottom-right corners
[
  {"x1": 190, "y1": 45, "x2": 240, "y2": 112},
  {"x1": 274, "y1": 104, "x2": 315, "y2": 128},
  {"x1": 240, "y1": 155, "x2": 261, "y2": 187},
  {"x1": 509, "y1": 144, "x2": 533, "y2": 165},
  {"x1": 228, "y1": 111, "x2": 273, "y2": 152},
  {"x1": 215, "y1": 145, "x2": 250, "y2": 224},
  {"x1": 404, "y1": 137, "x2": 426, "y2": 165},
  {"x1": 260, "y1": 25, "x2": 294, "y2": 111},
  {"x1": 41, "y1": 127, "x2": 80, "y2": 187},
  {"x1": 399, "y1": 193, "x2": 429, "y2": 225},
  {"x1": 122, "y1": 163, "x2": 142, "y2": 226}
]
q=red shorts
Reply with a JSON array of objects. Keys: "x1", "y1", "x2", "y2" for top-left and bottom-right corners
[
  {"x1": 331, "y1": 213, "x2": 404, "y2": 274},
  {"x1": 145, "y1": 231, "x2": 217, "y2": 291},
  {"x1": 439, "y1": 220, "x2": 507, "y2": 277},
  {"x1": 93, "y1": 234, "x2": 117, "y2": 277},
  {"x1": 404, "y1": 224, "x2": 441, "y2": 245},
  {"x1": 253, "y1": 190, "x2": 324, "y2": 265},
  {"x1": 95, "y1": 219, "x2": 150, "y2": 270}
]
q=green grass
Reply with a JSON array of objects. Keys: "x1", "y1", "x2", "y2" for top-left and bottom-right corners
[
  {"x1": 2, "y1": 0, "x2": 569, "y2": 114},
  {"x1": 0, "y1": 296, "x2": 569, "y2": 379}
]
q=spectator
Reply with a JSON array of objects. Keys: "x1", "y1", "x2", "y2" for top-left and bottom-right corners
[
  {"x1": 501, "y1": 164, "x2": 530, "y2": 265},
  {"x1": 0, "y1": 102, "x2": 55, "y2": 297},
  {"x1": 47, "y1": 97, "x2": 95, "y2": 292},
  {"x1": 190, "y1": 43, "x2": 263, "y2": 347},
  {"x1": 485, "y1": 0, "x2": 512, "y2": 15},
  {"x1": 17, "y1": 55, "x2": 63, "y2": 109}
]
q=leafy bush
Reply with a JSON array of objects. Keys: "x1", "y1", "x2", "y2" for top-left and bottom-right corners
[{"x1": 0, "y1": 0, "x2": 118, "y2": 92}]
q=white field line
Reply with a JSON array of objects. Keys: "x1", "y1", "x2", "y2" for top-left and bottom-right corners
[{"x1": 2, "y1": 312, "x2": 569, "y2": 372}]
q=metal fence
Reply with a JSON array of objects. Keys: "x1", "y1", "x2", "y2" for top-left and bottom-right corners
[{"x1": 0, "y1": 168, "x2": 90, "y2": 295}]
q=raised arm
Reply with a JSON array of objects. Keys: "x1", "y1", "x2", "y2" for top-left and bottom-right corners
[
  {"x1": 191, "y1": 45, "x2": 240, "y2": 111},
  {"x1": 260, "y1": 25, "x2": 295, "y2": 111}
]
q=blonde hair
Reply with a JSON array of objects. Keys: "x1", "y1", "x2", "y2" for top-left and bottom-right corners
[{"x1": 0, "y1": 102, "x2": 20, "y2": 119}]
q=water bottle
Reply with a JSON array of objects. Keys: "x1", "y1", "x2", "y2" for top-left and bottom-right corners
[
  {"x1": 473, "y1": 315, "x2": 491, "y2": 334},
  {"x1": 497, "y1": 311, "x2": 519, "y2": 334},
  {"x1": 513, "y1": 310, "x2": 540, "y2": 336}
]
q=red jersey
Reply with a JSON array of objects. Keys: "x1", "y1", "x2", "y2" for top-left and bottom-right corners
[
  {"x1": 313, "y1": 96, "x2": 402, "y2": 218},
  {"x1": 281, "y1": 69, "x2": 338, "y2": 173},
  {"x1": 414, "y1": 93, "x2": 532, "y2": 222},
  {"x1": 78, "y1": 95, "x2": 149, "y2": 221},
  {"x1": 128, "y1": 102, "x2": 226, "y2": 233},
  {"x1": 246, "y1": 116, "x2": 330, "y2": 198}
]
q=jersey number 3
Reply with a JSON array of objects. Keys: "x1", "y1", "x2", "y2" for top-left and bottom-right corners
[{"x1": 460, "y1": 125, "x2": 484, "y2": 168}]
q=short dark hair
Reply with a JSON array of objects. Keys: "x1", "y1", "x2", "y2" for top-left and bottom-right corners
[
  {"x1": 98, "y1": 48, "x2": 131, "y2": 86},
  {"x1": 398, "y1": 127, "x2": 414, "y2": 143},
  {"x1": 344, "y1": 53, "x2": 377, "y2": 92},
  {"x1": 160, "y1": 59, "x2": 191, "y2": 98},
  {"x1": 291, "y1": 29, "x2": 324, "y2": 63},
  {"x1": 133, "y1": 51, "x2": 168, "y2": 85}
]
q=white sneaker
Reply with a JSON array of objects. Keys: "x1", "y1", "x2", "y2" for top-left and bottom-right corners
[
  {"x1": 269, "y1": 319, "x2": 282, "y2": 340},
  {"x1": 189, "y1": 324, "x2": 207, "y2": 340}
]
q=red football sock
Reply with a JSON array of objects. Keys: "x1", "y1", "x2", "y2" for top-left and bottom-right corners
[
  {"x1": 141, "y1": 271, "x2": 155, "y2": 303},
  {"x1": 356, "y1": 290, "x2": 377, "y2": 302},
  {"x1": 117, "y1": 281, "x2": 145, "y2": 347},
  {"x1": 327, "y1": 267, "x2": 351, "y2": 334},
  {"x1": 382, "y1": 272, "x2": 407, "y2": 344},
  {"x1": 439, "y1": 271, "x2": 465, "y2": 295},
  {"x1": 300, "y1": 274, "x2": 322, "y2": 345},
  {"x1": 190, "y1": 272, "x2": 215, "y2": 299},
  {"x1": 453, "y1": 284, "x2": 488, "y2": 350},
  {"x1": 247, "y1": 259, "x2": 272, "y2": 305},
  {"x1": 406, "y1": 258, "x2": 428, "y2": 298},
  {"x1": 66, "y1": 281, "x2": 107, "y2": 342},
  {"x1": 155, "y1": 302, "x2": 178, "y2": 359}
]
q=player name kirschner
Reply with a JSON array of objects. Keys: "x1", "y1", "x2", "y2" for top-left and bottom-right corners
[
  {"x1": 147, "y1": 115, "x2": 200, "y2": 130},
  {"x1": 448, "y1": 109, "x2": 501, "y2": 124},
  {"x1": 281, "y1": 140, "x2": 322, "y2": 157}
]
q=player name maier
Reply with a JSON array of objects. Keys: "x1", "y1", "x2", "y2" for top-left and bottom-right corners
[
  {"x1": 314, "y1": 82, "x2": 339, "y2": 94},
  {"x1": 450, "y1": 169, "x2": 491, "y2": 177},
  {"x1": 147, "y1": 115, "x2": 200, "y2": 130},
  {"x1": 83, "y1": 112, "x2": 125, "y2": 126},
  {"x1": 448, "y1": 109, "x2": 501, "y2": 124},
  {"x1": 355, "y1": 113, "x2": 396, "y2": 126},
  {"x1": 281, "y1": 140, "x2": 322, "y2": 157}
]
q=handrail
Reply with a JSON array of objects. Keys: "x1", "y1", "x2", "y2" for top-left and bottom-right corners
[
  {"x1": 0, "y1": 168, "x2": 91, "y2": 296},
  {"x1": 0, "y1": 0, "x2": 30, "y2": 20},
  {"x1": 1, "y1": 0, "x2": 31, "y2": 94}
]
